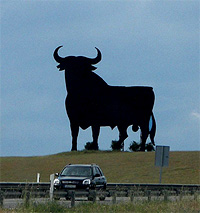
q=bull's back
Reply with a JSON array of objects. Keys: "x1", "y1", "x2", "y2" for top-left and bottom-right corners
[{"x1": 108, "y1": 86, "x2": 155, "y2": 109}]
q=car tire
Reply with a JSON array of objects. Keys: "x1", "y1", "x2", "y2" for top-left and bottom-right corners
[
  {"x1": 88, "y1": 196, "x2": 94, "y2": 201},
  {"x1": 65, "y1": 196, "x2": 71, "y2": 200},
  {"x1": 54, "y1": 197, "x2": 60, "y2": 200},
  {"x1": 99, "y1": 196, "x2": 105, "y2": 201},
  {"x1": 98, "y1": 185, "x2": 106, "y2": 201}
]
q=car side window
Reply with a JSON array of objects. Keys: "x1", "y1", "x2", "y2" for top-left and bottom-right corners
[
  {"x1": 93, "y1": 167, "x2": 100, "y2": 176},
  {"x1": 99, "y1": 167, "x2": 104, "y2": 176},
  {"x1": 93, "y1": 167, "x2": 97, "y2": 176},
  {"x1": 96, "y1": 167, "x2": 102, "y2": 176},
  {"x1": 97, "y1": 167, "x2": 103, "y2": 176}
]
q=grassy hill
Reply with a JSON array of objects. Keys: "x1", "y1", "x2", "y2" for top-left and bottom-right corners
[{"x1": 0, "y1": 151, "x2": 199, "y2": 184}]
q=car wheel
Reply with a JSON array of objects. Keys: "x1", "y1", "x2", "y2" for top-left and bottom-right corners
[
  {"x1": 88, "y1": 196, "x2": 94, "y2": 201},
  {"x1": 98, "y1": 186, "x2": 106, "y2": 201},
  {"x1": 54, "y1": 197, "x2": 60, "y2": 200},
  {"x1": 99, "y1": 195, "x2": 106, "y2": 201},
  {"x1": 88, "y1": 188, "x2": 96, "y2": 201},
  {"x1": 65, "y1": 196, "x2": 71, "y2": 200}
]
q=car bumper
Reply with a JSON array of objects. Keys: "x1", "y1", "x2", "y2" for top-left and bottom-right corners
[{"x1": 54, "y1": 184, "x2": 90, "y2": 190}]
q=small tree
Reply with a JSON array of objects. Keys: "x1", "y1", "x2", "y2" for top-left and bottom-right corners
[
  {"x1": 111, "y1": 140, "x2": 124, "y2": 151},
  {"x1": 129, "y1": 141, "x2": 140, "y2": 152},
  {"x1": 129, "y1": 141, "x2": 155, "y2": 152},
  {"x1": 85, "y1": 142, "x2": 91, "y2": 150},
  {"x1": 145, "y1": 142, "x2": 155, "y2": 151},
  {"x1": 84, "y1": 142, "x2": 98, "y2": 150}
]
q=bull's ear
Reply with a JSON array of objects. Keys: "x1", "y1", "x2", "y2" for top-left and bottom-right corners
[{"x1": 90, "y1": 65, "x2": 97, "y2": 71}]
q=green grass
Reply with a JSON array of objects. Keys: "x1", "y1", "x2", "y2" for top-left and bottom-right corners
[
  {"x1": 1, "y1": 200, "x2": 199, "y2": 213},
  {"x1": 0, "y1": 151, "x2": 199, "y2": 184}
]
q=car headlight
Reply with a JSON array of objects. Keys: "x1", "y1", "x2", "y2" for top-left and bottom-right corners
[
  {"x1": 82, "y1": 179, "x2": 91, "y2": 185},
  {"x1": 54, "y1": 178, "x2": 60, "y2": 185}
]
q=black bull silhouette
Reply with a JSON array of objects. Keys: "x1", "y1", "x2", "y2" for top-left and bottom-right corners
[{"x1": 53, "y1": 46, "x2": 156, "y2": 151}]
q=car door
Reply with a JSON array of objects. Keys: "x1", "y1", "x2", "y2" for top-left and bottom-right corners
[
  {"x1": 97, "y1": 166, "x2": 106, "y2": 186},
  {"x1": 95, "y1": 166, "x2": 106, "y2": 188},
  {"x1": 93, "y1": 166, "x2": 102, "y2": 187}
]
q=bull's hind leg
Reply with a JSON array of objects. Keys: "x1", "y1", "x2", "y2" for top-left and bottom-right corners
[
  {"x1": 70, "y1": 123, "x2": 79, "y2": 151},
  {"x1": 115, "y1": 125, "x2": 128, "y2": 151},
  {"x1": 140, "y1": 125, "x2": 149, "y2": 151},
  {"x1": 91, "y1": 125, "x2": 100, "y2": 150}
]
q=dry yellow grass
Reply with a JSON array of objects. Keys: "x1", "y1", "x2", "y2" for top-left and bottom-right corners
[{"x1": 0, "y1": 151, "x2": 199, "y2": 184}]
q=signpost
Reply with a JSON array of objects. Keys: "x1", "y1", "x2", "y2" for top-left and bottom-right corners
[
  {"x1": 155, "y1": 146, "x2": 170, "y2": 183},
  {"x1": 36, "y1": 173, "x2": 40, "y2": 183},
  {"x1": 50, "y1": 174, "x2": 55, "y2": 201}
]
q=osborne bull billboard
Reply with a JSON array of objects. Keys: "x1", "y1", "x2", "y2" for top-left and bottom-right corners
[{"x1": 53, "y1": 46, "x2": 156, "y2": 151}]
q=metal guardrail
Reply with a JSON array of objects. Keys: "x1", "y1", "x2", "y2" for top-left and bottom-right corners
[
  {"x1": 0, "y1": 182, "x2": 199, "y2": 192},
  {"x1": 0, "y1": 182, "x2": 199, "y2": 208},
  {"x1": 108, "y1": 183, "x2": 200, "y2": 191},
  {"x1": 0, "y1": 182, "x2": 50, "y2": 191}
]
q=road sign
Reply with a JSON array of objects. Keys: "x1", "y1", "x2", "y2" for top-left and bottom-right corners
[
  {"x1": 155, "y1": 146, "x2": 170, "y2": 167},
  {"x1": 155, "y1": 146, "x2": 170, "y2": 183}
]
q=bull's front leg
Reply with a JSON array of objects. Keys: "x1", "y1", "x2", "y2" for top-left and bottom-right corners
[
  {"x1": 70, "y1": 122, "x2": 79, "y2": 151},
  {"x1": 91, "y1": 125, "x2": 100, "y2": 150}
]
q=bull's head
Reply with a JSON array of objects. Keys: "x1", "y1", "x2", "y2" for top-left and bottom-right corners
[{"x1": 53, "y1": 46, "x2": 102, "y2": 72}]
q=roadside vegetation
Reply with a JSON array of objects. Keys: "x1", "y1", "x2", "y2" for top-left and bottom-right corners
[
  {"x1": 0, "y1": 199, "x2": 199, "y2": 213},
  {"x1": 1, "y1": 151, "x2": 200, "y2": 212},
  {"x1": 1, "y1": 151, "x2": 199, "y2": 184}
]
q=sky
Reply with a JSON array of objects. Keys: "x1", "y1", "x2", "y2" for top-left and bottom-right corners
[{"x1": 1, "y1": 1, "x2": 199, "y2": 156}]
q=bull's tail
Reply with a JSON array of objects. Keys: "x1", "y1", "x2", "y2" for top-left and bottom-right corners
[{"x1": 149, "y1": 113, "x2": 156, "y2": 145}]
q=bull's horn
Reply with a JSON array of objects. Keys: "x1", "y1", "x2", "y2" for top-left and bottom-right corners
[
  {"x1": 53, "y1": 45, "x2": 64, "y2": 63},
  {"x1": 87, "y1": 47, "x2": 102, "y2": 64}
]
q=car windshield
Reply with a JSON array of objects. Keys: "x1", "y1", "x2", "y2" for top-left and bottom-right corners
[{"x1": 60, "y1": 166, "x2": 92, "y2": 177}]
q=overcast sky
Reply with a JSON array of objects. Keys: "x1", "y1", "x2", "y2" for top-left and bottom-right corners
[{"x1": 1, "y1": 1, "x2": 199, "y2": 156}]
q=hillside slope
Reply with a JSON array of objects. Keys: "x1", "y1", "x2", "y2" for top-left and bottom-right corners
[{"x1": 1, "y1": 151, "x2": 199, "y2": 184}]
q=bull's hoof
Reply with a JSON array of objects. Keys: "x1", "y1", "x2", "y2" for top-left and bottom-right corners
[
  {"x1": 85, "y1": 142, "x2": 99, "y2": 150},
  {"x1": 71, "y1": 147, "x2": 77, "y2": 151}
]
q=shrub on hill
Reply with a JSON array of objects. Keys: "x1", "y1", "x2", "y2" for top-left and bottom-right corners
[
  {"x1": 111, "y1": 140, "x2": 124, "y2": 151},
  {"x1": 129, "y1": 141, "x2": 155, "y2": 152}
]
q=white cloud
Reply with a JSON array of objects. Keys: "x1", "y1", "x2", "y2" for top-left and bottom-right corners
[{"x1": 191, "y1": 111, "x2": 200, "y2": 120}]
